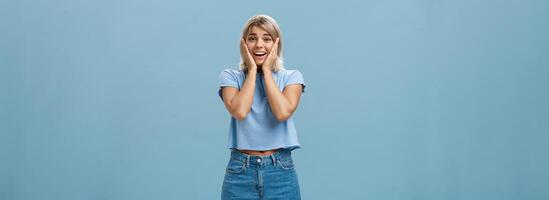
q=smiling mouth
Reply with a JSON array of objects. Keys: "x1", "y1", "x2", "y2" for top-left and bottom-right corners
[{"x1": 253, "y1": 52, "x2": 267, "y2": 58}]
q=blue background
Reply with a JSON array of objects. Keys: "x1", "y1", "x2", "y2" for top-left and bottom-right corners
[{"x1": 2, "y1": 0, "x2": 548, "y2": 199}]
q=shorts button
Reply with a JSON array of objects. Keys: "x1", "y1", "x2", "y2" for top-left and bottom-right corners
[{"x1": 257, "y1": 158, "x2": 261, "y2": 163}]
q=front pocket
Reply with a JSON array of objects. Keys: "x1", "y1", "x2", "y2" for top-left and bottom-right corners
[
  {"x1": 226, "y1": 159, "x2": 246, "y2": 173},
  {"x1": 278, "y1": 159, "x2": 294, "y2": 170}
]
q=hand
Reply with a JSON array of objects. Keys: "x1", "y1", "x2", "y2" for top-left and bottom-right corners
[
  {"x1": 262, "y1": 37, "x2": 280, "y2": 73},
  {"x1": 241, "y1": 38, "x2": 257, "y2": 72}
]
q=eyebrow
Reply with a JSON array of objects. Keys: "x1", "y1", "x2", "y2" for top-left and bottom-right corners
[{"x1": 247, "y1": 33, "x2": 272, "y2": 37}]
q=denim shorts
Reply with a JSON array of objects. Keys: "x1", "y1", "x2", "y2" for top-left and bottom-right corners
[{"x1": 221, "y1": 148, "x2": 301, "y2": 200}]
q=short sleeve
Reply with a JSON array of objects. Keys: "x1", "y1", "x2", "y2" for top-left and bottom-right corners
[
  {"x1": 218, "y1": 69, "x2": 240, "y2": 100},
  {"x1": 285, "y1": 70, "x2": 306, "y2": 93}
]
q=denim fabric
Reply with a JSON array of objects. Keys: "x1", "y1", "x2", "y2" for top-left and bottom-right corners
[{"x1": 221, "y1": 149, "x2": 301, "y2": 200}]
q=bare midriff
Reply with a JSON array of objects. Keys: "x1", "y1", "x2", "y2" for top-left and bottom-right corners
[{"x1": 238, "y1": 148, "x2": 281, "y2": 156}]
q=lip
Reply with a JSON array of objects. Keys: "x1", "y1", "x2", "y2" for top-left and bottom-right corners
[
  {"x1": 253, "y1": 54, "x2": 266, "y2": 60},
  {"x1": 253, "y1": 52, "x2": 267, "y2": 60}
]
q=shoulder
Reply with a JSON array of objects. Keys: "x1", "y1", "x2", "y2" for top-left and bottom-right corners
[
  {"x1": 220, "y1": 68, "x2": 244, "y2": 76},
  {"x1": 277, "y1": 68, "x2": 306, "y2": 88},
  {"x1": 276, "y1": 68, "x2": 303, "y2": 78},
  {"x1": 219, "y1": 68, "x2": 245, "y2": 80}
]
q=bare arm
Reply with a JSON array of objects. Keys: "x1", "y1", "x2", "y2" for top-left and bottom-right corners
[
  {"x1": 260, "y1": 37, "x2": 303, "y2": 121},
  {"x1": 221, "y1": 39, "x2": 258, "y2": 120},
  {"x1": 221, "y1": 70, "x2": 257, "y2": 120},
  {"x1": 263, "y1": 72, "x2": 303, "y2": 122}
]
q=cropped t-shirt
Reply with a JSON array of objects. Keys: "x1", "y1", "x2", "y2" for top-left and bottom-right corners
[{"x1": 218, "y1": 68, "x2": 306, "y2": 151}]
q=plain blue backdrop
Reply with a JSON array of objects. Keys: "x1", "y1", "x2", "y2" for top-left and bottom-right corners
[{"x1": 1, "y1": 0, "x2": 548, "y2": 199}]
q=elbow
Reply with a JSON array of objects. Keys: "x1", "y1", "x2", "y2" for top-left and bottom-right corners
[
  {"x1": 274, "y1": 111, "x2": 292, "y2": 122},
  {"x1": 227, "y1": 103, "x2": 250, "y2": 121},
  {"x1": 232, "y1": 110, "x2": 249, "y2": 121}
]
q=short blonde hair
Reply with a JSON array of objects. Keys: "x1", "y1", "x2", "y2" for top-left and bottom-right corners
[{"x1": 239, "y1": 14, "x2": 284, "y2": 72}]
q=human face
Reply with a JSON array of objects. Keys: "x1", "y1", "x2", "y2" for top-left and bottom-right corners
[{"x1": 245, "y1": 26, "x2": 274, "y2": 67}]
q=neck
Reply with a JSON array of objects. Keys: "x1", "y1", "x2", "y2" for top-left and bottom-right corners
[{"x1": 257, "y1": 66, "x2": 264, "y2": 74}]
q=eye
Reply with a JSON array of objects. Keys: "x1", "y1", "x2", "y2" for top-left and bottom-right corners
[
  {"x1": 247, "y1": 37, "x2": 256, "y2": 41},
  {"x1": 263, "y1": 37, "x2": 272, "y2": 42}
]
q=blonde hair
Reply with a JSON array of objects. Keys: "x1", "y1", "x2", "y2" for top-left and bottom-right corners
[{"x1": 239, "y1": 14, "x2": 284, "y2": 72}]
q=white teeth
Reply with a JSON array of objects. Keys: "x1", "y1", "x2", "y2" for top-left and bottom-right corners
[{"x1": 254, "y1": 52, "x2": 266, "y2": 56}]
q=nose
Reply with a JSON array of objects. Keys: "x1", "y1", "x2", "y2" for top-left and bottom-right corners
[{"x1": 255, "y1": 40, "x2": 265, "y2": 50}]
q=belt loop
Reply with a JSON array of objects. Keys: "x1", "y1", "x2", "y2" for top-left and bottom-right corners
[
  {"x1": 270, "y1": 154, "x2": 276, "y2": 165},
  {"x1": 246, "y1": 155, "x2": 250, "y2": 167}
]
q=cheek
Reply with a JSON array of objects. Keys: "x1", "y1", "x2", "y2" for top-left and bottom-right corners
[
  {"x1": 265, "y1": 45, "x2": 273, "y2": 53},
  {"x1": 246, "y1": 44, "x2": 254, "y2": 53},
  {"x1": 245, "y1": 41, "x2": 254, "y2": 49}
]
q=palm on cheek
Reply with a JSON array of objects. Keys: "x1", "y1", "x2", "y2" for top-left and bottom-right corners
[
  {"x1": 241, "y1": 38, "x2": 257, "y2": 70},
  {"x1": 263, "y1": 38, "x2": 279, "y2": 72}
]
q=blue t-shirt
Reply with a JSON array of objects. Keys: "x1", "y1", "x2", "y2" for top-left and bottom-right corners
[{"x1": 218, "y1": 68, "x2": 306, "y2": 151}]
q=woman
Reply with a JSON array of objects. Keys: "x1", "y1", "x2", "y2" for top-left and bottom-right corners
[{"x1": 218, "y1": 14, "x2": 306, "y2": 200}]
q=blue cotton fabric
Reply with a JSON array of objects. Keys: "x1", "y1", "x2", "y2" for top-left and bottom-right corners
[{"x1": 218, "y1": 68, "x2": 306, "y2": 151}]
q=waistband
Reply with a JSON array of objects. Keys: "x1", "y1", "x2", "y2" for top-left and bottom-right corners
[{"x1": 230, "y1": 148, "x2": 292, "y2": 166}]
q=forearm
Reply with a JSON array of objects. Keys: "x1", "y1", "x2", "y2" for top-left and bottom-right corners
[
  {"x1": 263, "y1": 71, "x2": 293, "y2": 121},
  {"x1": 229, "y1": 71, "x2": 257, "y2": 117}
]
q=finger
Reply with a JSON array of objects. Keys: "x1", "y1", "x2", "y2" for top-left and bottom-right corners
[
  {"x1": 241, "y1": 39, "x2": 252, "y2": 58},
  {"x1": 273, "y1": 37, "x2": 280, "y2": 56},
  {"x1": 268, "y1": 38, "x2": 278, "y2": 58},
  {"x1": 241, "y1": 38, "x2": 256, "y2": 68},
  {"x1": 240, "y1": 39, "x2": 247, "y2": 55},
  {"x1": 241, "y1": 38, "x2": 249, "y2": 53},
  {"x1": 275, "y1": 38, "x2": 280, "y2": 51},
  {"x1": 269, "y1": 39, "x2": 279, "y2": 63}
]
